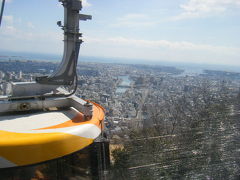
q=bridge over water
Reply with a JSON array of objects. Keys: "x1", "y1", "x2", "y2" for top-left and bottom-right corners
[{"x1": 117, "y1": 85, "x2": 131, "y2": 88}]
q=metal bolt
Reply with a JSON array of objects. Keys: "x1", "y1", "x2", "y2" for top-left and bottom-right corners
[{"x1": 19, "y1": 103, "x2": 30, "y2": 111}]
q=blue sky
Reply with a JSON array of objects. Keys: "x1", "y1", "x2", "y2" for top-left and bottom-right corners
[{"x1": 0, "y1": 0, "x2": 240, "y2": 65}]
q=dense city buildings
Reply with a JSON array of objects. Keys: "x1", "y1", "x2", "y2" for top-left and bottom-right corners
[
  {"x1": 1, "y1": 60, "x2": 240, "y2": 134},
  {"x1": 1, "y1": 59, "x2": 240, "y2": 179}
]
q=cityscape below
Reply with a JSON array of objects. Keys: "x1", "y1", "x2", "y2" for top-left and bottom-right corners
[{"x1": 0, "y1": 56, "x2": 240, "y2": 179}]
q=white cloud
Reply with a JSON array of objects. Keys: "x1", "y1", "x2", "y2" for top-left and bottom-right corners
[
  {"x1": 57, "y1": 0, "x2": 91, "y2": 8},
  {"x1": 173, "y1": 0, "x2": 240, "y2": 20},
  {"x1": 102, "y1": 37, "x2": 239, "y2": 53},
  {"x1": 82, "y1": 36, "x2": 240, "y2": 66},
  {"x1": 82, "y1": 0, "x2": 91, "y2": 7},
  {"x1": 2, "y1": 25, "x2": 17, "y2": 34},
  {"x1": 2, "y1": 15, "x2": 13, "y2": 25},
  {"x1": 1, "y1": 24, "x2": 60, "y2": 42},
  {"x1": 0, "y1": 15, "x2": 62, "y2": 54},
  {"x1": 120, "y1": 14, "x2": 148, "y2": 20},
  {"x1": 27, "y1": 22, "x2": 35, "y2": 29},
  {"x1": 113, "y1": 13, "x2": 157, "y2": 28},
  {"x1": 0, "y1": 28, "x2": 63, "y2": 54},
  {"x1": 57, "y1": 3, "x2": 62, "y2": 8}
]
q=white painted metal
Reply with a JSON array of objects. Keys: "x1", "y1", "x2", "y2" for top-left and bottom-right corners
[
  {"x1": 11, "y1": 82, "x2": 58, "y2": 97},
  {"x1": 0, "y1": 86, "x2": 93, "y2": 118}
]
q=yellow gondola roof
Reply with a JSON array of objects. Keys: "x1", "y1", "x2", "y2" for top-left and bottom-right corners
[{"x1": 0, "y1": 102, "x2": 105, "y2": 168}]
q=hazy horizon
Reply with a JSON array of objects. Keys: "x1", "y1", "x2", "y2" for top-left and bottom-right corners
[{"x1": 1, "y1": 50, "x2": 240, "y2": 73}]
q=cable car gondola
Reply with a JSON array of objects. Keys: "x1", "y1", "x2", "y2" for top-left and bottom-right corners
[{"x1": 0, "y1": 0, "x2": 105, "y2": 172}]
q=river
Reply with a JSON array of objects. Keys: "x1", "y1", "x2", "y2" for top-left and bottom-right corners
[{"x1": 116, "y1": 75, "x2": 131, "y2": 94}]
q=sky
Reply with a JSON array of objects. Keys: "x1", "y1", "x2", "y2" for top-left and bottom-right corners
[{"x1": 0, "y1": 0, "x2": 240, "y2": 66}]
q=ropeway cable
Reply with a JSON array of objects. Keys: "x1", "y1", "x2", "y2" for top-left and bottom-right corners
[{"x1": 0, "y1": 0, "x2": 6, "y2": 27}]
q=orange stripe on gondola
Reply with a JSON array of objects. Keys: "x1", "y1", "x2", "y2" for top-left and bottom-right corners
[{"x1": 36, "y1": 103, "x2": 105, "y2": 130}]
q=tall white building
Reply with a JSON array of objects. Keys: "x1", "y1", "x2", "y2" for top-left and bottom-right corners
[
  {"x1": 19, "y1": 71, "x2": 23, "y2": 79},
  {"x1": 0, "y1": 71, "x2": 5, "y2": 79}
]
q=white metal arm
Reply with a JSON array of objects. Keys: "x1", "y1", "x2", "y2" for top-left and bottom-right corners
[{"x1": 36, "y1": 0, "x2": 91, "y2": 86}]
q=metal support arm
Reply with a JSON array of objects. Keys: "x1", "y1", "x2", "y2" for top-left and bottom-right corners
[
  {"x1": 5, "y1": 0, "x2": 91, "y2": 98},
  {"x1": 36, "y1": 0, "x2": 91, "y2": 86}
]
